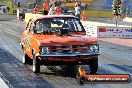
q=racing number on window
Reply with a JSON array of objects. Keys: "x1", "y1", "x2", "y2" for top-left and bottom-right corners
[
  {"x1": 24, "y1": 20, "x2": 33, "y2": 51},
  {"x1": 24, "y1": 36, "x2": 30, "y2": 51}
]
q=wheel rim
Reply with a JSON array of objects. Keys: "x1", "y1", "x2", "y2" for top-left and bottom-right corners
[
  {"x1": 22, "y1": 56, "x2": 25, "y2": 64},
  {"x1": 33, "y1": 64, "x2": 36, "y2": 72},
  {"x1": 33, "y1": 59, "x2": 36, "y2": 72}
]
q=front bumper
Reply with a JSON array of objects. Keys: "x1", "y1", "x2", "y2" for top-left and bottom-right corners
[
  {"x1": 36, "y1": 52, "x2": 100, "y2": 65},
  {"x1": 36, "y1": 52, "x2": 100, "y2": 57}
]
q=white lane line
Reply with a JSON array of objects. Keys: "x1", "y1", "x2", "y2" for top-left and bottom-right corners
[
  {"x1": 0, "y1": 77, "x2": 9, "y2": 88},
  {"x1": 99, "y1": 39, "x2": 132, "y2": 48}
]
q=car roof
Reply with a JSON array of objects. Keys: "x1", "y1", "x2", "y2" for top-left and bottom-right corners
[{"x1": 33, "y1": 15, "x2": 76, "y2": 21}]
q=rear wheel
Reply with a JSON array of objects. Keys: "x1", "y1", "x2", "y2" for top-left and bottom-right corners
[
  {"x1": 77, "y1": 76, "x2": 85, "y2": 85},
  {"x1": 23, "y1": 53, "x2": 32, "y2": 65},
  {"x1": 70, "y1": 65, "x2": 79, "y2": 78},
  {"x1": 33, "y1": 55, "x2": 40, "y2": 73},
  {"x1": 89, "y1": 57, "x2": 98, "y2": 74}
]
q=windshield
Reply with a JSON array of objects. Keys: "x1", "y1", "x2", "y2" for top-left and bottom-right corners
[{"x1": 34, "y1": 17, "x2": 85, "y2": 34}]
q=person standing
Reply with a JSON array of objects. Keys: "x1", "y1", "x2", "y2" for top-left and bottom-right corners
[
  {"x1": 49, "y1": 0, "x2": 55, "y2": 6},
  {"x1": 33, "y1": 0, "x2": 38, "y2": 8},
  {"x1": 54, "y1": 6, "x2": 61, "y2": 15},
  {"x1": 75, "y1": 3, "x2": 81, "y2": 19},
  {"x1": 48, "y1": 5, "x2": 54, "y2": 15},
  {"x1": 19, "y1": 8, "x2": 27, "y2": 19},
  {"x1": 57, "y1": 0, "x2": 62, "y2": 7},
  {"x1": 55, "y1": 1, "x2": 58, "y2": 7},
  {"x1": 43, "y1": 0, "x2": 49, "y2": 15},
  {"x1": 33, "y1": 5, "x2": 39, "y2": 14},
  {"x1": 126, "y1": 6, "x2": 130, "y2": 17}
]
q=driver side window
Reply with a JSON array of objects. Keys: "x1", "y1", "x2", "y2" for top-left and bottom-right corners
[{"x1": 35, "y1": 20, "x2": 43, "y2": 33}]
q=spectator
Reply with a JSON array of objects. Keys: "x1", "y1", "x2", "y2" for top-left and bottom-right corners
[
  {"x1": 43, "y1": 0, "x2": 49, "y2": 11},
  {"x1": 19, "y1": 8, "x2": 27, "y2": 19},
  {"x1": 54, "y1": 6, "x2": 61, "y2": 15},
  {"x1": 75, "y1": 4, "x2": 81, "y2": 19},
  {"x1": 49, "y1": 0, "x2": 55, "y2": 6},
  {"x1": 43, "y1": 0, "x2": 49, "y2": 15},
  {"x1": 85, "y1": 3, "x2": 89, "y2": 10},
  {"x1": 126, "y1": 6, "x2": 130, "y2": 17},
  {"x1": 55, "y1": 1, "x2": 58, "y2": 7},
  {"x1": 48, "y1": 5, "x2": 54, "y2": 15},
  {"x1": 17, "y1": 1, "x2": 20, "y2": 8},
  {"x1": 33, "y1": 5, "x2": 39, "y2": 14},
  {"x1": 81, "y1": 2, "x2": 86, "y2": 10},
  {"x1": 33, "y1": 0, "x2": 38, "y2": 8},
  {"x1": 57, "y1": 0, "x2": 62, "y2": 7}
]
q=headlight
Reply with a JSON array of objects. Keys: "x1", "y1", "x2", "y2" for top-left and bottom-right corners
[
  {"x1": 40, "y1": 46, "x2": 49, "y2": 54},
  {"x1": 90, "y1": 44, "x2": 99, "y2": 52}
]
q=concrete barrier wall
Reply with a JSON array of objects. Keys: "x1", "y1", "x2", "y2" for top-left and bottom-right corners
[
  {"x1": 25, "y1": 13, "x2": 43, "y2": 23},
  {"x1": 84, "y1": 11, "x2": 113, "y2": 18},
  {"x1": 0, "y1": 1, "x2": 17, "y2": 14},
  {"x1": 82, "y1": 11, "x2": 126, "y2": 18},
  {"x1": 81, "y1": 21, "x2": 132, "y2": 38},
  {"x1": 123, "y1": 17, "x2": 132, "y2": 22}
]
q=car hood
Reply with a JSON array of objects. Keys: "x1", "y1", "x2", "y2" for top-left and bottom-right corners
[{"x1": 34, "y1": 35, "x2": 97, "y2": 46}]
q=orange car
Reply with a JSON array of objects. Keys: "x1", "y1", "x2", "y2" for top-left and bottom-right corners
[{"x1": 20, "y1": 15, "x2": 100, "y2": 74}]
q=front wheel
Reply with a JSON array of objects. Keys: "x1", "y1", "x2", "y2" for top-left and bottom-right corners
[
  {"x1": 33, "y1": 56, "x2": 40, "y2": 73},
  {"x1": 23, "y1": 53, "x2": 32, "y2": 65},
  {"x1": 89, "y1": 57, "x2": 98, "y2": 74}
]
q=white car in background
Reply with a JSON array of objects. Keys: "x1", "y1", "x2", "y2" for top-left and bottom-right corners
[{"x1": 0, "y1": 5, "x2": 10, "y2": 13}]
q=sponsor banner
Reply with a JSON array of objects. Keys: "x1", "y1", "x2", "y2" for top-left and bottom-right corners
[
  {"x1": 82, "y1": 21, "x2": 97, "y2": 37},
  {"x1": 98, "y1": 26, "x2": 132, "y2": 38},
  {"x1": 0, "y1": 0, "x2": 17, "y2": 14},
  {"x1": 82, "y1": 74, "x2": 131, "y2": 83}
]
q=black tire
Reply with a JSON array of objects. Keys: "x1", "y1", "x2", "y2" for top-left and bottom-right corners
[
  {"x1": 70, "y1": 65, "x2": 80, "y2": 78},
  {"x1": 77, "y1": 76, "x2": 85, "y2": 85},
  {"x1": 59, "y1": 65, "x2": 69, "y2": 70},
  {"x1": 23, "y1": 53, "x2": 32, "y2": 65},
  {"x1": 89, "y1": 57, "x2": 98, "y2": 74},
  {"x1": 33, "y1": 55, "x2": 40, "y2": 73}
]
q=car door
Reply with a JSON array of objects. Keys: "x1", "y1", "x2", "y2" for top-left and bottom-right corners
[{"x1": 23, "y1": 19, "x2": 34, "y2": 57}]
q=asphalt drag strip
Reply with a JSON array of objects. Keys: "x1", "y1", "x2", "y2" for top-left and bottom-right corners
[{"x1": 0, "y1": 48, "x2": 55, "y2": 88}]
